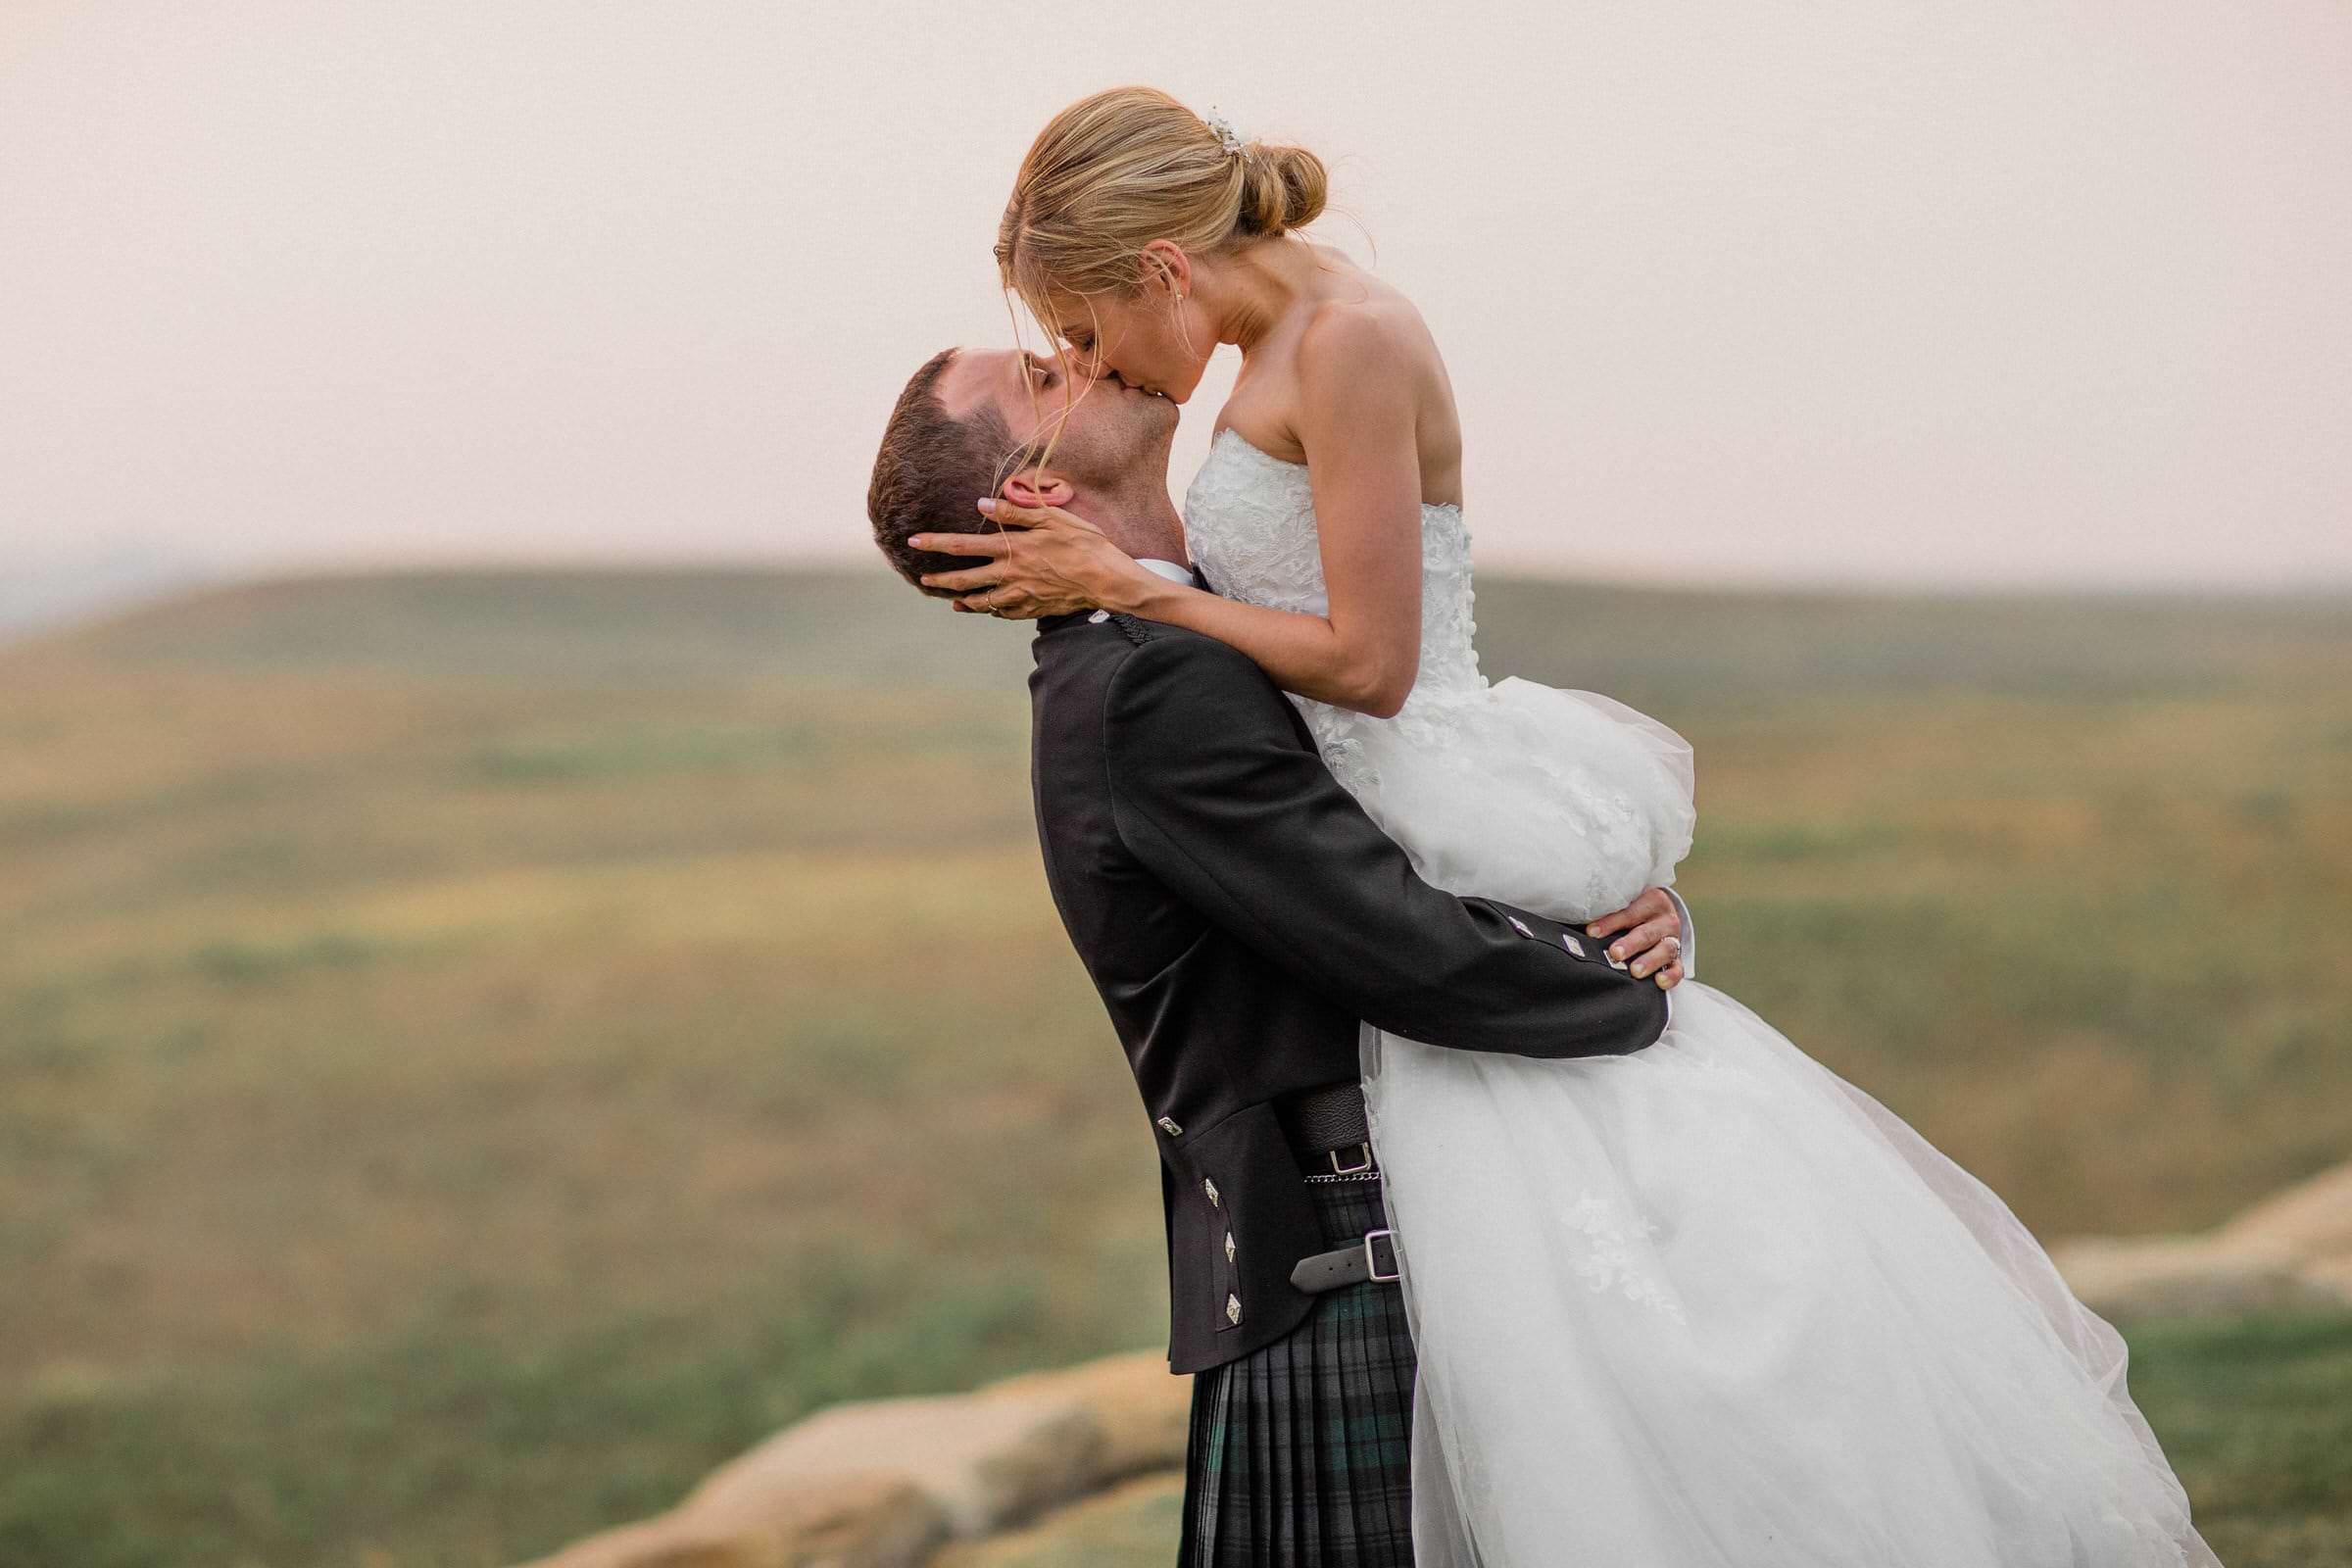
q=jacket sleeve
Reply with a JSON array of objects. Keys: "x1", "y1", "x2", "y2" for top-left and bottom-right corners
[{"x1": 1102, "y1": 632, "x2": 1668, "y2": 1059}]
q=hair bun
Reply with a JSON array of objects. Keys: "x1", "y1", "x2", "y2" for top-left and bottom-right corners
[
  {"x1": 1238, "y1": 142, "x2": 1328, "y2": 237},
  {"x1": 1000, "y1": 89, "x2": 1336, "y2": 312}
]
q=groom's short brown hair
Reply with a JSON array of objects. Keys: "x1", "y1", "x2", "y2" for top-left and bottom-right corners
[{"x1": 868, "y1": 349, "x2": 1019, "y2": 597}]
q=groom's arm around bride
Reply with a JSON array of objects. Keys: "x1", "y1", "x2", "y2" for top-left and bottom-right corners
[{"x1": 1093, "y1": 623, "x2": 1668, "y2": 1057}]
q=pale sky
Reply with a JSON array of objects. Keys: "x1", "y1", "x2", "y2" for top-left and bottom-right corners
[{"x1": 3, "y1": 0, "x2": 2347, "y2": 590}]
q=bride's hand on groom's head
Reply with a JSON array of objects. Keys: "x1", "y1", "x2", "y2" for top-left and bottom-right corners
[
  {"x1": 1585, "y1": 887, "x2": 1687, "y2": 990},
  {"x1": 908, "y1": 499, "x2": 1154, "y2": 620}
]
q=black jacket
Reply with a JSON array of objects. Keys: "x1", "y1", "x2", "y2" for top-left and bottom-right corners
[{"x1": 1028, "y1": 608, "x2": 1670, "y2": 1373}]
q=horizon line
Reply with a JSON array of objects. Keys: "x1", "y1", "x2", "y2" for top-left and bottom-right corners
[{"x1": 27, "y1": 551, "x2": 2352, "y2": 604}]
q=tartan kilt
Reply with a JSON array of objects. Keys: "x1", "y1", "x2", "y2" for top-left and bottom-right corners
[{"x1": 1178, "y1": 1173, "x2": 1417, "y2": 1567}]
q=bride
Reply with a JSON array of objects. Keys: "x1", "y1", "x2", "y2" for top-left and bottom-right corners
[{"x1": 930, "y1": 86, "x2": 2220, "y2": 1566}]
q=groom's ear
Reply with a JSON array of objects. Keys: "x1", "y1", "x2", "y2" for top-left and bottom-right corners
[{"x1": 1002, "y1": 467, "x2": 1075, "y2": 509}]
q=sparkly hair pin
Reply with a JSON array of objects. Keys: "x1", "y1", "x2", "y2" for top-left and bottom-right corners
[{"x1": 1203, "y1": 109, "x2": 1248, "y2": 158}]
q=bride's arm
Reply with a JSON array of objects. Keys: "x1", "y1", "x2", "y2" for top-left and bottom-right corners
[
  {"x1": 1123, "y1": 315, "x2": 1427, "y2": 716},
  {"x1": 921, "y1": 313, "x2": 1432, "y2": 718}
]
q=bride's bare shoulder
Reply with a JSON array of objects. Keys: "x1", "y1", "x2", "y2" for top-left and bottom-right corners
[
  {"x1": 1224, "y1": 246, "x2": 1456, "y2": 470},
  {"x1": 1295, "y1": 260, "x2": 1443, "y2": 378},
  {"x1": 1291, "y1": 299, "x2": 1447, "y2": 437},
  {"x1": 1287, "y1": 260, "x2": 1463, "y2": 500}
]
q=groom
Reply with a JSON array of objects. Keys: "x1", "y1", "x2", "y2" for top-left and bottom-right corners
[{"x1": 867, "y1": 347, "x2": 1691, "y2": 1564}]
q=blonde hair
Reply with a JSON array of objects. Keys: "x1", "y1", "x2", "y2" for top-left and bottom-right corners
[{"x1": 996, "y1": 86, "x2": 1328, "y2": 321}]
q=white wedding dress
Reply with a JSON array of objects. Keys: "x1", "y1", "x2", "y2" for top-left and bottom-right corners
[{"x1": 1183, "y1": 426, "x2": 2219, "y2": 1568}]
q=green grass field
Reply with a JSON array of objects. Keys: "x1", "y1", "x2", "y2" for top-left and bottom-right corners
[{"x1": 2, "y1": 567, "x2": 2347, "y2": 1566}]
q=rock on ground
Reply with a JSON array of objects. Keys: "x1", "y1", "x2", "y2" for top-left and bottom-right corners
[
  {"x1": 513, "y1": 1349, "x2": 1189, "y2": 1568},
  {"x1": 2053, "y1": 1157, "x2": 2352, "y2": 1319},
  {"x1": 930, "y1": 1471, "x2": 1187, "y2": 1568}
]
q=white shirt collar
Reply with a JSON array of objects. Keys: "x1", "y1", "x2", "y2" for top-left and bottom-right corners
[{"x1": 1135, "y1": 558, "x2": 1195, "y2": 583}]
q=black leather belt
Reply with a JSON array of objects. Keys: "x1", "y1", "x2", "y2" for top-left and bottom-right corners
[
  {"x1": 1277, "y1": 1081, "x2": 1396, "y2": 1290},
  {"x1": 1290, "y1": 1227, "x2": 1400, "y2": 1293},
  {"x1": 1284, "y1": 1078, "x2": 1371, "y2": 1147},
  {"x1": 1279, "y1": 1079, "x2": 1374, "y2": 1176}
]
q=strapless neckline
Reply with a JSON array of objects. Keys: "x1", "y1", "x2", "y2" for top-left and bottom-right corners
[
  {"x1": 1183, "y1": 420, "x2": 1480, "y2": 684},
  {"x1": 1206, "y1": 426, "x2": 1464, "y2": 515}
]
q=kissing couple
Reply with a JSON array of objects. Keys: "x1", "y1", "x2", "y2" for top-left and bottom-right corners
[{"x1": 865, "y1": 86, "x2": 2216, "y2": 1568}]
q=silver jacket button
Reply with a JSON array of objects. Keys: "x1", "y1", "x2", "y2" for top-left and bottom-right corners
[
  {"x1": 1564, "y1": 934, "x2": 1586, "y2": 957},
  {"x1": 1156, "y1": 1115, "x2": 1183, "y2": 1137},
  {"x1": 1226, "y1": 1293, "x2": 1243, "y2": 1325},
  {"x1": 1508, "y1": 915, "x2": 1534, "y2": 936},
  {"x1": 1224, "y1": 1230, "x2": 1237, "y2": 1262},
  {"x1": 1203, "y1": 1178, "x2": 1220, "y2": 1207}
]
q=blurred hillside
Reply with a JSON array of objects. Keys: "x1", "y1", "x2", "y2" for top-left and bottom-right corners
[
  {"x1": 0, "y1": 545, "x2": 211, "y2": 642},
  {"x1": 3, "y1": 567, "x2": 2348, "y2": 1567}
]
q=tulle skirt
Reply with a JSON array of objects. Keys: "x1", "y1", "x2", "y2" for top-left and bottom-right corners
[{"x1": 1364, "y1": 980, "x2": 2221, "y2": 1568}]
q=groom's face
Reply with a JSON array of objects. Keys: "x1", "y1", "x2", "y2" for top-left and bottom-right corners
[{"x1": 934, "y1": 347, "x2": 1176, "y2": 499}]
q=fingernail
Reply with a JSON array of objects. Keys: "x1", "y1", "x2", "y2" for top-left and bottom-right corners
[
  {"x1": 1586, "y1": 924, "x2": 1601, "y2": 936},
  {"x1": 1610, "y1": 943, "x2": 1627, "y2": 960},
  {"x1": 976, "y1": 498, "x2": 997, "y2": 513},
  {"x1": 1631, "y1": 963, "x2": 1647, "y2": 977}
]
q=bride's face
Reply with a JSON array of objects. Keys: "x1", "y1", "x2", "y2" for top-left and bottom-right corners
[{"x1": 1042, "y1": 268, "x2": 1208, "y2": 405}]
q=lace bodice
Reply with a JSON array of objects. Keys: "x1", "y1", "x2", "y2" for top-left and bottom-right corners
[
  {"x1": 1180, "y1": 425, "x2": 1698, "y2": 924},
  {"x1": 1184, "y1": 428, "x2": 1486, "y2": 702}
]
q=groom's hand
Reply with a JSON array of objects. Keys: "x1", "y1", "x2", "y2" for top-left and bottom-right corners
[{"x1": 1585, "y1": 887, "x2": 1686, "y2": 989}]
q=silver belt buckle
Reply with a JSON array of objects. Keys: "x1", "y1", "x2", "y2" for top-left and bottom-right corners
[
  {"x1": 1328, "y1": 1142, "x2": 1374, "y2": 1175},
  {"x1": 1363, "y1": 1227, "x2": 1399, "y2": 1282}
]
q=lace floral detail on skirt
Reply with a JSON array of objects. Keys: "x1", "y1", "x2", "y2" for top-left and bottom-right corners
[{"x1": 1561, "y1": 1192, "x2": 1687, "y2": 1323}]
